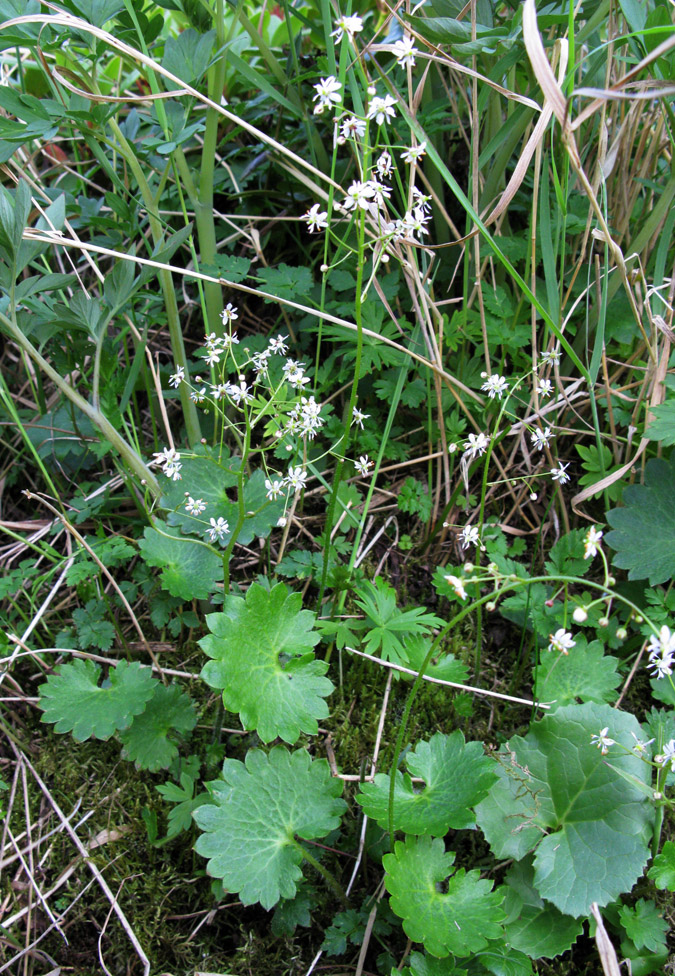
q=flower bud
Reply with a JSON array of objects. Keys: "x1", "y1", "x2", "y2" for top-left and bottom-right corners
[
  {"x1": 545, "y1": 599, "x2": 554, "y2": 608},
  {"x1": 598, "y1": 616, "x2": 609, "y2": 628},
  {"x1": 486, "y1": 602, "x2": 496, "y2": 612},
  {"x1": 607, "y1": 575, "x2": 616, "y2": 586},
  {"x1": 463, "y1": 562, "x2": 474, "y2": 573},
  {"x1": 616, "y1": 627, "x2": 627, "y2": 640},
  {"x1": 573, "y1": 607, "x2": 588, "y2": 623}
]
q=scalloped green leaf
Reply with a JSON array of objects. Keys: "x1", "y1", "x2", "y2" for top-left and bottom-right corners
[
  {"x1": 534, "y1": 638, "x2": 621, "y2": 708},
  {"x1": 357, "y1": 731, "x2": 497, "y2": 835},
  {"x1": 475, "y1": 703, "x2": 654, "y2": 917},
  {"x1": 383, "y1": 835, "x2": 505, "y2": 957},
  {"x1": 38, "y1": 659, "x2": 156, "y2": 741},
  {"x1": 199, "y1": 582, "x2": 332, "y2": 743},
  {"x1": 503, "y1": 858, "x2": 582, "y2": 959},
  {"x1": 404, "y1": 636, "x2": 470, "y2": 685},
  {"x1": 619, "y1": 899, "x2": 668, "y2": 953},
  {"x1": 193, "y1": 747, "x2": 346, "y2": 909},
  {"x1": 605, "y1": 455, "x2": 675, "y2": 584},
  {"x1": 138, "y1": 520, "x2": 223, "y2": 600},
  {"x1": 648, "y1": 841, "x2": 675, "y2": 891},
  {"x1": 119, "y1": 683, "x2": 197, "y2": 770},
  {"x1": 645, "y1": 401, "x2": 675, "y2": 445}
]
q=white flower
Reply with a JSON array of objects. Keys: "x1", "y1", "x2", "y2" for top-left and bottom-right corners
[
  {"x1": 550, "y1": 461, "x2": 571, "y2": 484},
  {"x1": 169, "y1": 366, "x2": 184, "y2": 388},
  {"x1": 548, "y1": 628, "x2": 575, "y2": 655},
  {"x1": 481, "y1": 373, "x2": 509, "y2": 400},
  {"x1": 355, "y1": 455, "x2": 372, "y2": 476},
  {"x1": 331, "y1": 14, "x2": 364, "y2": 41},
  {"x1": 304, "y1": 202, "x2": 328, "y2": 233},
  {"x1": 313, "y1": 76, "x2": 342, "y2": 114},
  {"x1": 153, "y1": 446, "x2": 180, "y2": 468},
  {"x1": 211, "y1": 382, "x2": 233, "y2": 400},
  {"x1": 367, "y1": 94, "x2": 397, "y2": 126},
  {"x1": 265, "y1": 478, "x2": 285, "y2": 500},
  {"x1": 204, "y1": 348, "x2": 221, "y2": 366},
  {"x1": 190, "y1": 386, "x2": 207, "y2": 403},
  {"x1": 343, "y1": 180, "x2": 378, "y2": 215},
  {"x1": 352, "y1": 406, "x2": 369, "y2": 429},
  {"x1": 283, "y1": 359, "x2": 311, "y2": 389},
  {"x1": 655, "y1": 739, "x2": 675, "y2": 772},
  {"x1": 647, "y1": 625, "x2": 675, "y2": 679},
  {"x1": 392, "y1": 35, "x2": 420, "y2": 67},
  {"x1": 229, "y1": 380, "x2": 254, "y2": 405},
  {"x1": 287, "y1": 396, "x2": 324, "y2": 439},
  {"x1": 207, "y1": 516, "x2": 230, "y2": 542},
  {"x1": 412, "y1": 187, "x2": 432, "y2": 213},
  {"x1": 395, "y1": 208, "x2": 430, "y2": 241},
  {"x1": 221, "y1": 303, "x2": 238, "y2": 324},
  {"x1": 285, "y1": 466, "x2": 307, "y2": 492},
  {"x1": 531, "y1": 426, "x2": 552, "y2": 451},
  {"x1": 277, "y1": 516, "x2": 287, "y2": 528},
  {"x1": 464, "y1": 432, "x2": 489, "y2": 460},
  {"x1": 268, "y1": 334, "x2": 288, "y2": 355},
  {"x1": 459, "y1": 525, "x2": 479, "y2": 550},
  {"x1": 204, "y1": 332, "x2": 223, "y2": 352},
  {"x1": 165, "y1": 460, "x2": 182, "y2": 481},
  {"x1": 590, "y1": 727, "x2": 615, "y2": 755},
  {"x1": 539, "y1": 348, "x2": 561, "y2": 367},
  {"x1": 375, "y1": 150, "x2": 393, "y2": 178},
  {"x1": 629, "y1": 731, "x2": 654, "y2": 755},
  {"x1": 444, "y1": 574, "x2": 467, "y2": 600},
  {"x1": 341, "y1": 115, "x2": 366, "y2": 140},
  {"x1": 401, "y1": 142, "x2": 427, "y2": 164},
  {"x1": 221, "y1": 331, "x2": 239, "y2": 349},
  {"x1": 584, "y1": 526, "x2": 603, "y2": 560},
  {"x1": 536, "y1": 377, "x2": 553, "y2": 397},
  {"x1": 185, "y1": 496, "x2": 206, "y2": 516}
]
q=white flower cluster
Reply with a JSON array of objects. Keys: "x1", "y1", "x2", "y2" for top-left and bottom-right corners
[
  {"x1": 285, "y1": 395, "x2": 325, "y2": 440},
  {"x1": 152, "y1": 446, "x2": 182, "y2": 481},
  {"x1": 265, "y1": 465, "x2": 308, "y2": 500},
  {"x1": 647, "y1": 625, "x2": 675, "y2": 679}
]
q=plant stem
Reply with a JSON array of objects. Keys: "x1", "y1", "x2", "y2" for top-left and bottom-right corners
[{"x1": 294, "y1": 840, "x2": 350, "y2": 906}]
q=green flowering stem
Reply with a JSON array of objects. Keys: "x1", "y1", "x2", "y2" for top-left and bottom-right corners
[
  {"x1": 293, "y1": 840, "x2": 350, "y2": 907},
  {"x1": 0, "y1": 309, "x2": 160, "y2": 496}
]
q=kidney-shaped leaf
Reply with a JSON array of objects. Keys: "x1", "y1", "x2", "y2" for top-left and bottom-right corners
[
  {"x1": 357, "y1": 731, "x2": 497, "y2": 835},
  {"x1": 193, "y1": 747, "x2": 346, "y2": 910},
  {"x1": 383, "y1": 834, "x2": 505, "y2": 957},
  {"x1": 605, "y1": 455, "x2": 675, "y2": 584},
  {"x1": 476, "y1": 702, "x2": 653, "y2": 917},
  {"x1": 200, "y1": 582, "x2": 333, "y2": 743},
  {"x1": 39, "y1": 659, "x2": 155, "y2": 741}
]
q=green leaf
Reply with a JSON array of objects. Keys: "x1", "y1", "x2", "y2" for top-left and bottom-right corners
[
  {"x1": 648, "y1": 841, "x2": 675, "y2": 891},
  {"x1": 138, "y1": 520, "x2": 224, "y2": 600},
  {"x1": 354, "y1": 578, "x2": 444, "y2": 666},
  {"x1": 193, "y1": 747, "x2": 346, "y2": 909},
  {"x1": 357, "y1": 731, "x2": 497, "y2": 835},
  {"x1": 162, "y1": 28, "x2": 215, "y2": 84},
  {"x1": 383, "y1": 835, "x2": 505, "y2": 957},
  {"x1": 271, "y1": 887, "x2": 316, "y2": 937},
  {"x1": 404, "y1": 636, "x2": 470, "y2": 685},
  {"x1": 119, "y1": 683, "x2": 197, "y2": 771},
  {"x1": 200, "y1": 582, "x2": 333, "y2": 744},
  {"x1": 605, "y1": 455, "x2": 675, "y2": 584},
  {"x1": 645, "y1": 401, "x2": 675, "y2": 445},
  {"x1": 202, "y1": 254, "x2": 252, "y2": 283},
  {"x1": 476, "y1": 703, "x2": 654, "y2": 917},
  {"x1": 72, "y1": 599, "x2": 116, "y2": 651},
  {"x1": 503, "y1": 858, "x2": 582, "y2": 958},
  {"x1": 401, "y1": 952, "x2": 465, "y2": 976},
  {"x1": 257, "y1": 263, "x2": 313, "y2": 303},
  {"x1": 38, "y1": 659, "x2": 155, "y2": 741},
  {"x1": 478, "y1": 945, "x2": 534, "y2": 976},
  {"x1": 534, "y1": 638, "x2": 621, "y2": 708},
  {"x1": 157, "y1": 772, "x2": 210, "y2": 839},
  {"x1": 619, "y1": 899, "x2": 668, "y2": 953}
]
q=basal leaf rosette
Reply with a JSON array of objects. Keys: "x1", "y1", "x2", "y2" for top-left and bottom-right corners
[
  {"x1": 193, "y1": 747, "x2": 346, "y2": 909},
  {"x1": 383, "y1": 834, "x2": 505, "y2": 957},
  {"x1": 357, "y1": 731, "x2": 497, "y2": 835},
  {"x1": 200, "y1": 582, "x2": 333, "y2": 743},
  {"x1": 475, "y1": 702, "x2": 654, "y2": 917},
  {"x1": 39, "y1": 659, "x2": 156, "y2": 741}
]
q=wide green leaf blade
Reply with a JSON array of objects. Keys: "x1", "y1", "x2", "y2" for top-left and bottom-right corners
[
  {"x1": 193, "y1": 747, "x2": 346, "y2": 909},
  {"x1": 119, "y1": 683, "x2": 197, "y2": 770},
  {"x1": 534, "y1": 637, "x2": 621, "y2": 708},
  {"x1": 38, "y1": 659, "x2": 155, "y2": 741},
  {"x1": 200, "y1": 582, "x2": 333, "y2": 743},
  {"x1": 383, "y1": 835, "x2": 505, "y2": 957},
  {"x1": 138, "y1": 520, "x2": 223, "y2": 600},
  {"x1": 503, "y1": 858, "x2": 582, "y2": 958},
  {"x1": 357, "y1": 731, "x2": 497, "y2": 835}
]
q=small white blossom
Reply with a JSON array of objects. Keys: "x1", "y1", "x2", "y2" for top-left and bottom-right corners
[
  {"x1": 204, "y1": 332, "x2": 223, "y2": 352},
  {"x1": 185, "y1": 496, "x2": 206, "y2": 516},
  {"x1": 331, "y1": 14, "x2": 364, "y2": 41},
  {"x1": 531, "y1": 426, "x2": 552, "y2": 451},
  {"x1": 355, "y1": 455, "x2": 372, "y2": 476},
  {"x1": 283, "y1": 359, "x2": 311, "y2": 389},
  {"x1": 221, "y1": 332, "x2": 239, "y2": 349},
  {"x1": 313, "y1": 76, "x2": 342, "y2": 114},
  {"x1": 352, "y1": 406, "x2": 369, "y2": 429},
  {"x1": 444, "y1": 574, "x2": 467, "y2": 600},
  {"x1": 190, "y1": 386, "x2": 207, "y2": 403},
  {"x1": 204, "y1": 348, "x2": 221, "y2": 366},
  {"x1": 550, "y1": 461, "x2": 571, "y2": 484},
  {"x1": 655, "y1": 739, "x2": 675, "y2": 772},
  {"x1": 630, "y1": 732, "x2": 654, "y2": 755},
  {"x1": 584, "y1": 526, "x2": 603, "y2": 560},
  {"x1": 265, "y1": 478, "x2": 285, "y2": 500},
  {"x1": 285, "y1": 466, "x2": 307, "y2": 492},
  {"x1": 169, "y1": 366, "x2": 185, "y2": 388},
  {"x1": 341, "y1": 116, "x2": 366, "y2": 141},
  {"x1": 268, "y1": 334, "x2": 288, "y2": 355},
  {"x1": 539, "y1": 348, "x2": 561, "y2": 367},
  {"x1": 536, "y1": 377, "x2": 553, "y2": 398},
  {"x1": 481, "y1": 373, "x2": 509, "y2": 400},
  {"x1": 548, "y1": 628, "x2": 575, "y2": 655},
  {"x1": 211, "y1": 382, "x2": 233, "y2": 400},
  {"x1": 207, "y1": 516, "x2": 230, "y2": 542},
  {"x1": 412, "y1": 186, "x2": 432, "y2": 213},
  {"x1": 392, "y1": 35, "x2": 420, "y2": 68},
  {"x1": 367, "y1": 94, "x2": 397, "y2": 126},
  {"x1": 590, "y1": 727, "x2": 615, "y2": 755},
  {"x1": 304, "y1": 203, "x2": 328, "y2": 233},
  {"x1": 464, "y1": 432, "x2": 489, "y2": 460},
  {"x1": 343, "y1": 180, "x2": 378, "y2": 215},
  {"x1": 375, "y1": 150, "x2": 393, "y2": 179},
  {"x1": 401, "y1": 142, "x2": 427, "y2": 164},
  {"x1": 229, "y1": 379, "x2": 254, "y2": 405},
  {"x1": 221, "y1": 303, "x2": 238, "y2": 324},
  {"x1": 647, "y1": 625, "x2": 675, "y2": 679},
  {"x1": 459, "y1": 525, "x2": 479, "y2": 550}
]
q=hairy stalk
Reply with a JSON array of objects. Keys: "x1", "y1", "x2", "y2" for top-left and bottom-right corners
[{"x1": 294, "y1": 841, "x2": 350, "y2": 907}]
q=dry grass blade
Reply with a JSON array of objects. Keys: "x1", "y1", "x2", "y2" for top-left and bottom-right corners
[{"x1": 591, "y1": 903, "x2": 622, "y2": 976}]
